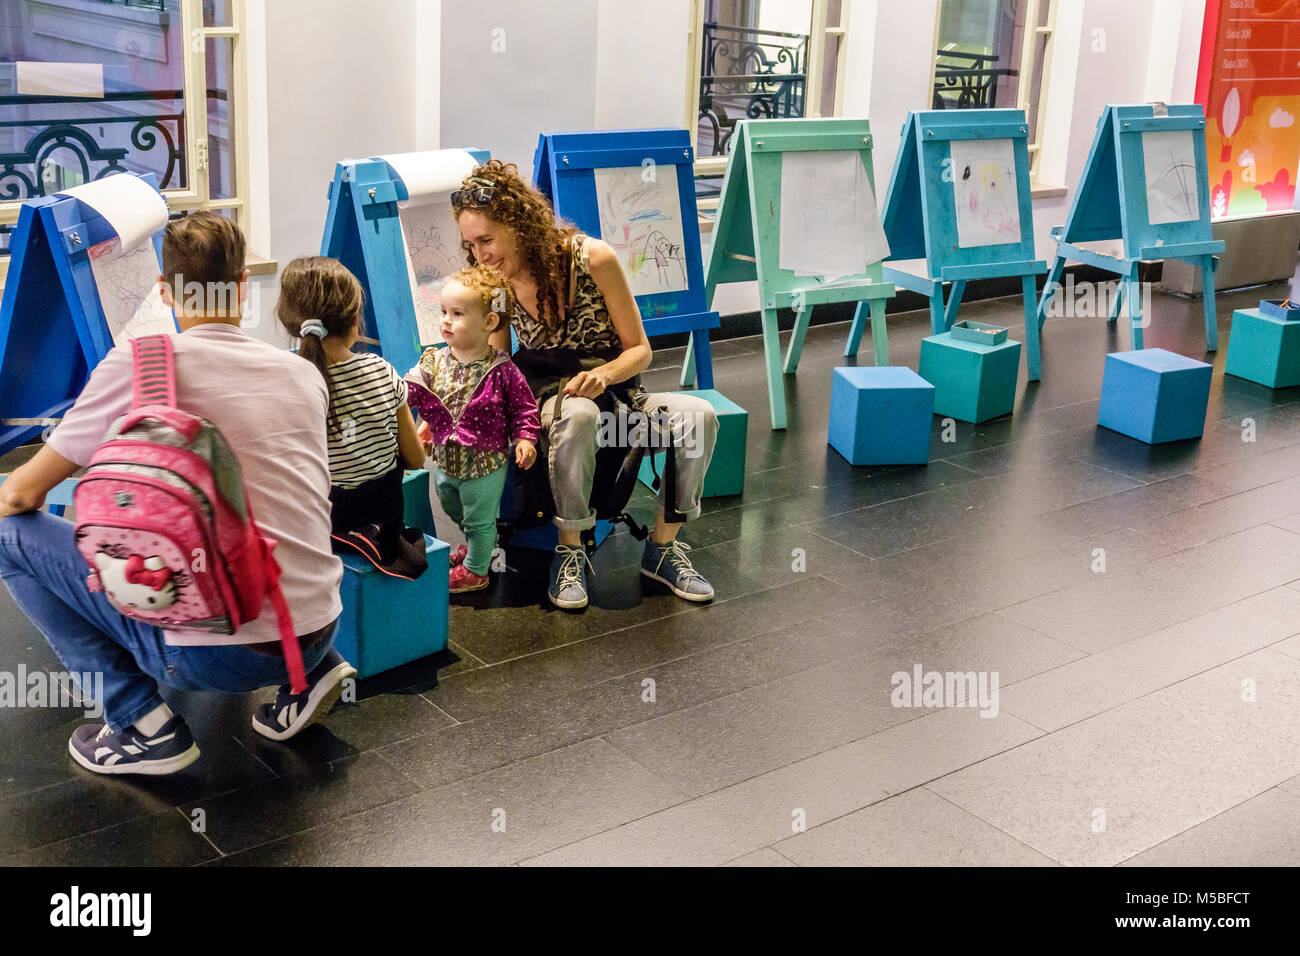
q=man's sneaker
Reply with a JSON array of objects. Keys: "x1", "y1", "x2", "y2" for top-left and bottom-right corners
[
  {"x1": 450, "y1": 563, "x2": 489, "y2": 593},
  {"x1": 548, "y1": 544, "x2": 593, "y2": 610},
  {"x1": 448, "y1": 544, "x2": 468, "y2": 567},
  {"x1": 251, "y1": 648, "x2": 357, "y2": 742},
  {"x1": 68, "y1": 715, "x2": 200, "y2": 776},
  {"x1": 642, "y1": 538, "x2": 715, "y2": 602}
]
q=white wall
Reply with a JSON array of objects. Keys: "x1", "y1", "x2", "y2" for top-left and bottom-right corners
[
  {"x1": 243, "y1": 0, "x2": 422, "y2": 343},
  {"x1": 594, "y1": 0, "x2": 691, "y2": 131},
  {"x1": 440, "y1": 0, "x2": 598, "y2": 172}
]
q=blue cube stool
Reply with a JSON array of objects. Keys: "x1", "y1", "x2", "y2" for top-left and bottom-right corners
[
  {"x1": 1098, "y1": 348, "x2": 1212, "y2": 444},
  {"x1": 1225, "y1": 307, "x2": 1300, "y2": 389},
  {"x1": 827, "y1": 366, "x2": 934, "y2": 465},
  {"x1": 333, "y1": 534, "x2": 450, "y2": 679},
  {"x1": 918, "y1": 332, "x2": 1021, "y2": 423},
  {"x1": 402, "y1": 468, "x2": 437, "y2": 537},
  {"x1": 637, "y1": 389, "x2": 748, "y2": 498}
]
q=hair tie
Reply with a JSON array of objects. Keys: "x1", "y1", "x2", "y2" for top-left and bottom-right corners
[{"x1": 300, "y1": 319, "x2": 328, "y2": 339}]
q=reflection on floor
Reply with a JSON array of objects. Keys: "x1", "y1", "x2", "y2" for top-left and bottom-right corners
[{"x1": 3, "y1": 268, "x2": 1300, "y2": 866}]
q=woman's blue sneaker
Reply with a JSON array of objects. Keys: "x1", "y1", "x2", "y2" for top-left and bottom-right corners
[
  {"x1": 251, "y1": 648, "x2": 357, "y2": 742},
  {"x1": 641, "y1": 539, "x2": 715, "y2": 602},
  {"x1": 68, "y1": 714, "x2": 200, "y2": 776},
  {"x1": 548, "y1": 545, "x2": 593, "y2": 610}
]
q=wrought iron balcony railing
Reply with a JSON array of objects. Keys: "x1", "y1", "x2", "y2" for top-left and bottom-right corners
[
  {"x1": 932, "y1": 50, "x2": 1017, "y2": 110},
  {"x1": 0, "y1": 88, "x2": 194, "y2": 203},
  {"x1": 698, "y1": 22, "x2": 808, "y2": 156}
]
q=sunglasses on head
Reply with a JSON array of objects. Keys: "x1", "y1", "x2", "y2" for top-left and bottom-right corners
[{"x1": 451, "y1": 177, "x2": 497, "y2": 207}]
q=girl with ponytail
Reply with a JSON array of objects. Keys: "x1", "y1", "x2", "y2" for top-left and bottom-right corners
[{"x1": 277, "y1": 257, "x2": 427, "y2": 576}]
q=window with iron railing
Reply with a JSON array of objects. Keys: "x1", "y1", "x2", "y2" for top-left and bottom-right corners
[
  {"x1": 687, "y1": 0, "x2": 849, "y2": 215},
  {"x1": 0, "y1": 0, "x2": 247, "y2": 264},
  {"x1": 932, "y1": 0, "x2": 1055, "y2": 182}
]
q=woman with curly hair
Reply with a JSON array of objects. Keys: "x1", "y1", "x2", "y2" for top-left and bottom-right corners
[{"x1": 452, "y1": 159, "x2": 718, "y2": 611}]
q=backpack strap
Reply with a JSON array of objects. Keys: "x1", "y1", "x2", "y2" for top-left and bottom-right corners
[
  {"x1": 261, "y1": 538, "x2": 309, "y2": 695},
  {"x1": 130, "y1": 334, "x2": 176, "y2": 408}
]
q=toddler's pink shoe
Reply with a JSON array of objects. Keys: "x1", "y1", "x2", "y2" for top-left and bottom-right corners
[
  {"x1": 448, "y1": 544, "x2": 468, "y2": 567},
  {"x1": 449, "y1": 564, "x2": 489, "y2": 593}
]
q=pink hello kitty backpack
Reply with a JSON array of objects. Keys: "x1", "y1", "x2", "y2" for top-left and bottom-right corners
[{"x1": 72, "y1": 335, "x2": 308, "y2": 693}]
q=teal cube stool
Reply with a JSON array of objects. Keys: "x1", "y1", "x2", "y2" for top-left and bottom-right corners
[
  {"x1": 1098, "y1": 348, "x2": 1212, "y2": 444},
  {"x1": 827, "y1": 367, "x2": 934, "y2": 465},
  {"x1": 919, "y1": 332, "x2": 1021, "y2": 423},
  {"x1": 402, "y1": 468, "x2": 437, "y2": 536},
  {"x1": 637, "y1": 389, "x2": 748, "y2": 498},
  {"x1": 1224, "y1": 308, "x2": 1300, "y2": 388},
  {"x1": 333, "y1": 534, "x2": 449, "y2": 679}
]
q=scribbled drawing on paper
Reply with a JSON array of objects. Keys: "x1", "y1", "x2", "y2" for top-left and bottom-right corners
[
  {"x1": 593, "y1": 166, "x2": 690, "y2": 298},
  {"x1": 87, "y1": 237, "x2": 176, "y2": 344},
  {"x1": 950, "y1": 138, "x2": 1021, "y2": 249},
  {"x1": 398, "y1": 199, "x2": 463, "y2": 345},
  {"x1": 1142, "y1": 129, "x2": 1200, "y2": 225},
  {"x1": 778, "y1": 150, "x2": 890, "y2": 283}
]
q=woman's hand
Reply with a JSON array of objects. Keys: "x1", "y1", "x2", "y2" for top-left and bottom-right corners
[
  {"x1": 563, "y1": 366, "x2": 610, "y2": 400},
  {"x1": 515, "y1": 439, "x2": 537, "y2": 470}
]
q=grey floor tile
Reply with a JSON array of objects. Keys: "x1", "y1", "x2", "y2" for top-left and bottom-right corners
[
  {"x1": 1000, "y1": 587, "x2": 1300, "y2": 732},
  {"x1": 929, "y1": 688, "x2": 1300, "y2": 866},
  {"x1": 181, "y1": 751, "x2": 420, "y2": 855},
  {"x1": 524, "y1": 705, "x2": 1038, "y2": 866},
  {"x1": 210, "y1": 739, "x2": 687, "y2": 866},
  {"x1": 722, "y1": 848, "x2": 798, "y2": 867},
  {"x1": 383, "y1": 614, "x2": 878, "y2": 790},
  {"x1": 0, "y1": 809, "x2": 219, "y2": 867},
  {"x1": 603, "y1": 613, "x2": 1069, "y2": 797},
  {"x1": 776, "y1": 787, "x2": 1058, "y2": 866},
  {"x1": 1120, "y1": 788, "x2": 1300, "y2": 866},
  {"x1": 1000, "y1": 524, "x2": 1300, "y2": 653},
  {"x1": 1173, "y1": 648, "x2": 1300, "y2": 744},
  {"x1": 427, "y1": 575, "x2": 860, "y2": 721},
  {"x1": 1129, "y1": 476, "x2": 1300, "y2": 550}
]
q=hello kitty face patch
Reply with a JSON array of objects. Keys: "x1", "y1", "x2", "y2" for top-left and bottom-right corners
[{"x1": 94, "y1": 552, "x2": 179, "y2": 612}]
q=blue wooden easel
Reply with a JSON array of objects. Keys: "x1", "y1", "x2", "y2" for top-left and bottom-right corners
[
  {"x1": 1036, "y1": 104, "x2": 1224, "y2": 351},
  {"x1": 532, "y1": 128, "x2": 720, "y2": 389},
  {"x1": 0, "y1": 172, "x2": 171, "y2": 456},
  {"x1": 320, "y1": 148, "x2": 489, "y2": 377},
  {"x1": 871, "y1": 109, "x2": 1047, "y2": 379}
]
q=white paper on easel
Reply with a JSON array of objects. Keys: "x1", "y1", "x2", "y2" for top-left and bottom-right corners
[
  {"x1": 380, "y1": 150, "x2": 479, "y2": 345},
  {"x1": 950, "y1": 138, "x2": 1021, "y2": 248},
  {"x1": 59, "y1": 174, "x2": 175, "y2": 344},
  {"x1": 593, "y1": 166, "x2": 690, "y2": 297},
  {"x1": 1141, "y1": 130, "x2": 1200, "y2": 225},
  {"x1": 779, "y1": 151, "x2": 889, "y2": 283}
]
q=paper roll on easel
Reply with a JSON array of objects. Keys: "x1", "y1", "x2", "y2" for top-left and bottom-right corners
[
  {"x1": 381, "y1": 149, "x2": 479, "y2": 208},
  {"x1": 58, "y1": 173, "x2": 169, "y2": 254}
]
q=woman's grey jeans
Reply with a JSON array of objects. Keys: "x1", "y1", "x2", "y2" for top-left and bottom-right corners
[{"x1": 539, "y1": 391, "x2": 719, "y2": 531}]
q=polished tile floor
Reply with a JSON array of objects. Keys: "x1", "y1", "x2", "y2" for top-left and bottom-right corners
[{"x1": 3, "y1": 267, "x2": 1300, "y2": 866}]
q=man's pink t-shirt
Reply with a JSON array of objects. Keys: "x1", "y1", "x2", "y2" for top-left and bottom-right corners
[{"x1": 48, "y1": 322, "x2": 343, "y2": 645}]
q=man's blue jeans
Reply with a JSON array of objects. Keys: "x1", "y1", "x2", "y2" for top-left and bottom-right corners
[{"x1": 0, "y1": 512, "x2": 335, "y2": 731}]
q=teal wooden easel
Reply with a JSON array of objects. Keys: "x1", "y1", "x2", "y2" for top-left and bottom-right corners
[
  {"x1": 1036, "y1": 104, "x2": 1224, "y2": 352},
  {"x1": 868, "y1": 109, "x2": 1046, "y2": 379},
  {"x1": 699, "y1": 118, "x2": 896, "y2": 430}
]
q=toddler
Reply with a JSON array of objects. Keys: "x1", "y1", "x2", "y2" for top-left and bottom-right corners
[{"x1": 405, "y1": 265, "x2": 540, "y2": 592}]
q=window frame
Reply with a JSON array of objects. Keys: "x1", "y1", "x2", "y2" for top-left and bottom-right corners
[
  {"x1": 0, "y1": 0, "x2": 249, "y2": 239},
  {"x1": 686, "y1": 0, "x2": 851, "y2": 189},
  {"x1": 931, "y1": 0, "x2": 1057, "y2": 185}
]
